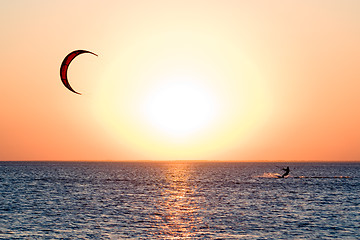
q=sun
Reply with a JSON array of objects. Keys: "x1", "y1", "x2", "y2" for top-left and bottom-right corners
[
  {"x1": 142, "y1": 74, "x2": 218, "y2": 139},
  {"x1": 92, "y1": 31, "x2": 272, "y2": 159}
]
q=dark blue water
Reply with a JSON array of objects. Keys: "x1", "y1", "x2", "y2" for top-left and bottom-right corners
[{"x1": 1, "y1": 161, "x2": 359, "y2": 239}]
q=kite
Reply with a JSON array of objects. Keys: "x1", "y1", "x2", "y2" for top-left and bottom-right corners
[{"x1": 60, "y1": 50, "x2": 98, "y2": 95}]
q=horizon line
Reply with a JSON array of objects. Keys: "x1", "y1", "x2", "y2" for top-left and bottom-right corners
[{"x1": 1, "y1": 159, "x2": 359, "y2": 163}]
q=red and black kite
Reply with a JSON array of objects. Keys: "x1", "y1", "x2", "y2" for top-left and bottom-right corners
[{"x1": 60, "y1": 50, "x2": 97, "y2": 95}]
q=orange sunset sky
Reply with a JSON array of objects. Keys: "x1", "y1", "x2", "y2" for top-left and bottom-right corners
[{"x1": 1, "y1": 1, "x2": 359, "y2": 161}]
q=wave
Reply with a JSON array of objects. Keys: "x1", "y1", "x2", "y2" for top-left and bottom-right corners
[
  {"x1": 293, "y1": 176, "x2": 350, "y2": 179},
  {"x1": 256, "y1": 173, "x2": 351, "y2": 179},
  {"x1": 256, "y1": 172, "x2": 284, "y2": 178}
]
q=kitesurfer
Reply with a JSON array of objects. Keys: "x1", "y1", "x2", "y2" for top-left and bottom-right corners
[{"x1": 280, "y1": 166, "x2": 290, "y2": 178}]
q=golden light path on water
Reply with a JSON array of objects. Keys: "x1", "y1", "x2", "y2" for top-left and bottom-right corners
[{"x1": 151, "y1": 164, "x2": 204, "y2": 238}]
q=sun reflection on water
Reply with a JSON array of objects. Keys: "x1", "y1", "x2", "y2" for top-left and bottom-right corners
[{"x1": 152, "y1": 164, "x2": 206, "y2": 239}]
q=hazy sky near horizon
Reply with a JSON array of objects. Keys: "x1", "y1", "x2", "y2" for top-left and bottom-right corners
[{"x1": 1, "y1": 0, "x2": 359, "y2": 161}]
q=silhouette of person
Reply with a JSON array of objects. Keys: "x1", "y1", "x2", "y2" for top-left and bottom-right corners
[{"x1": 280, "y1": 167, "x2": 290, "y2": 178}]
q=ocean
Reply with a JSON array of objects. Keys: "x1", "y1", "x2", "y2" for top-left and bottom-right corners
[{"x1": 0, "y1": 161, "x2": 359, "y2": 239}]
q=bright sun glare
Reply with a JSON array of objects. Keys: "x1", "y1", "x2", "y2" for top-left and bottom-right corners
[
  {"x1": 94, "y1": 31, "x2": 270, "y2": 159},
  {"x1": 142, "y1": 75, "x2": 218, "y2": 139}
]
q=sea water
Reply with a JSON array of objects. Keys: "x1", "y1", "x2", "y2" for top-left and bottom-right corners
[{"x1": 0, "y1": 161, "x2": 359, "y2": 239}]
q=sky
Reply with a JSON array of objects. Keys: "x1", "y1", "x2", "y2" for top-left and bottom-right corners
[{"x1": 1, "y1": 0, "x2": 359, "y2": 161}]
